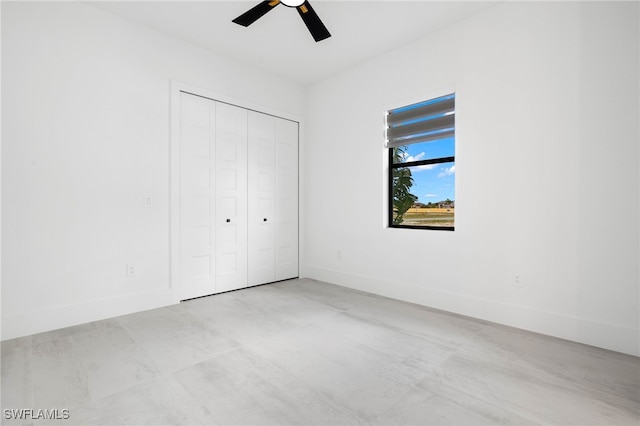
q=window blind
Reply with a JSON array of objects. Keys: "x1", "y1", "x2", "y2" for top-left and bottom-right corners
[{"x1": 385, "y1": 93, "x2": 455, "y2": 148}]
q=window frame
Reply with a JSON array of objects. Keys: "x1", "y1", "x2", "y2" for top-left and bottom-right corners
[{"x1": 386, "y1": 94, "x2": 455, "y2": 231}]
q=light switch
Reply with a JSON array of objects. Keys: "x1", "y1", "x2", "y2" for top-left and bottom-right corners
[{"x1": 144, "y1": 195, "x2": 152, "y2": 207}]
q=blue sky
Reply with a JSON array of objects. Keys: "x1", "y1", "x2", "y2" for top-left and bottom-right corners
[{"x1": 400, "y1": 137, "x2": 455, "y2": 204}]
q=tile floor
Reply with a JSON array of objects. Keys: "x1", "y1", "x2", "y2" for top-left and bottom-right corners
[{"x1": 1, "y1": 278, "x2": 639, "y2": 425}]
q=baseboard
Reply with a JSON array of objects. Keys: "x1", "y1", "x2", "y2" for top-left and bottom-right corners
[
  {"x1": 1, "y1": 288, "x2": 175, "y2": 341},
  {"x1": 303, "y1": 265, "x2": 640, "y2": 357}
]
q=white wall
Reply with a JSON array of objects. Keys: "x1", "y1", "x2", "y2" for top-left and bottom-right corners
[
  {"x1": 303, "y1": 1, "x2": 639, "y2": 356},
  {"x1": 1, "y1": 2, "x2": 306, "y2": 339}
]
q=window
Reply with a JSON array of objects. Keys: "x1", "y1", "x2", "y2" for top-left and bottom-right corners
[{"x1": 386, "y1": 93, "x2": 455, "y2": 230}]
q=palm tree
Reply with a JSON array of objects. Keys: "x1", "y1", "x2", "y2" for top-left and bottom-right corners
[{"x1": 392, "y1": 146, "x2": 417, "y2": 225}]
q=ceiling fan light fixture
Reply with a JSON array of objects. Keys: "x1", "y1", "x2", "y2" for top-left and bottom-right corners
[
  {"x1": 280, "y1": 0, "x2": 305, "y2": 7},
  {"x1": 233, "y1": 0, "x2": 331, "y2": 42}
]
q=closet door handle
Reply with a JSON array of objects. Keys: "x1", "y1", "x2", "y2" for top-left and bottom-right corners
[
  {"x1": 226, "y1": 219, "x2": 231, "y2": 223},
  {"x1": 263, "y1": 218, "x2": 268, "y2": 222}
]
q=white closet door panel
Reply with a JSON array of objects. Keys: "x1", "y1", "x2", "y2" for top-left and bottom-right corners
[
  {"x1": 178, "y1": 91, "x2": 297, "y2": 299},
  {"x1": 215, "y1": 102, "x2": 248, "y2": 292},
  {"x1": 275, "y1": 118, "x2": 299, "y2": 281},
  {"x1": 248, "y1": 111, "x2": 276, "y2": 286},
  {"x1": 179, "y1": 92, "x2": 216, "y2": 300}
]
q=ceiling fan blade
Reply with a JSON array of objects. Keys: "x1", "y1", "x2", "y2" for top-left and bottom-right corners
[
  {"x1": 296, "y1": 1, "x2": 331, "y2": 42},
  {"x1": 232, "y1": 0, "x2": 280, "y2": 27}
]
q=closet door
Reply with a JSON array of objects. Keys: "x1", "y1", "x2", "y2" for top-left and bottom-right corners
[
  {"x1": 215, "y1": 102, "x2": 248, "y2": 292},
  {"x1": 275, "y1": 118, "x2": 299, "y2": 281},
  {"x1": 177, "y1": 92, "x2": 296, "y2": 299},
  {"x1": 179, "y1": 92, "x2": 217, "y2": 300},
  {"x1": 248, "y1": 111, "x2": 276, "y2": 286}
]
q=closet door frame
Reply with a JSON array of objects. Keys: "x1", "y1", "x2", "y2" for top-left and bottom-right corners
[{"x1": 170, "y1": 81, "x2": 302, "y2": 303}]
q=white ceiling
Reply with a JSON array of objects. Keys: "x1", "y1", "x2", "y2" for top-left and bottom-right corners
[{"x1": 90, "y1": 0, "x2": 500, "y2": 86}]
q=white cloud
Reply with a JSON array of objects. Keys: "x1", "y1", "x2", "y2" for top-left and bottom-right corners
[
  {"x1": 414, "y1": 163, "x2": 438, "y2": 171},
  {"x1": 438, "y1": 165, "x2": 455, "y2": 177},
  {"x1": 399, "y1": 152, "x2": 435, "y2": 171},
  {"x1": 405, "y1": 152, "x2": 425, "y2": 162},
  {"x1": 425, "y1": 193, "x2": 438, "y2": 198}
]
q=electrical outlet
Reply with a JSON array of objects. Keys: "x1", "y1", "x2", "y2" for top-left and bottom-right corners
[
  {"x1": 513, "y1": 274, "x2": 522, "y2": 287},
  {"x1": 127, "y1": 264, "x2": 136, "y2": 277}
]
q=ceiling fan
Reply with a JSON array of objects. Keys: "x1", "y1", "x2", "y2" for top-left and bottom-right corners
[{"x1": 232, "y1": 0, "x2": 331, "y2": 42}]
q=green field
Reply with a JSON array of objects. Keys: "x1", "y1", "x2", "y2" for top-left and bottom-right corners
[{"x1": 400, "y1": 208, "x2": 454, "y2": 227}]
